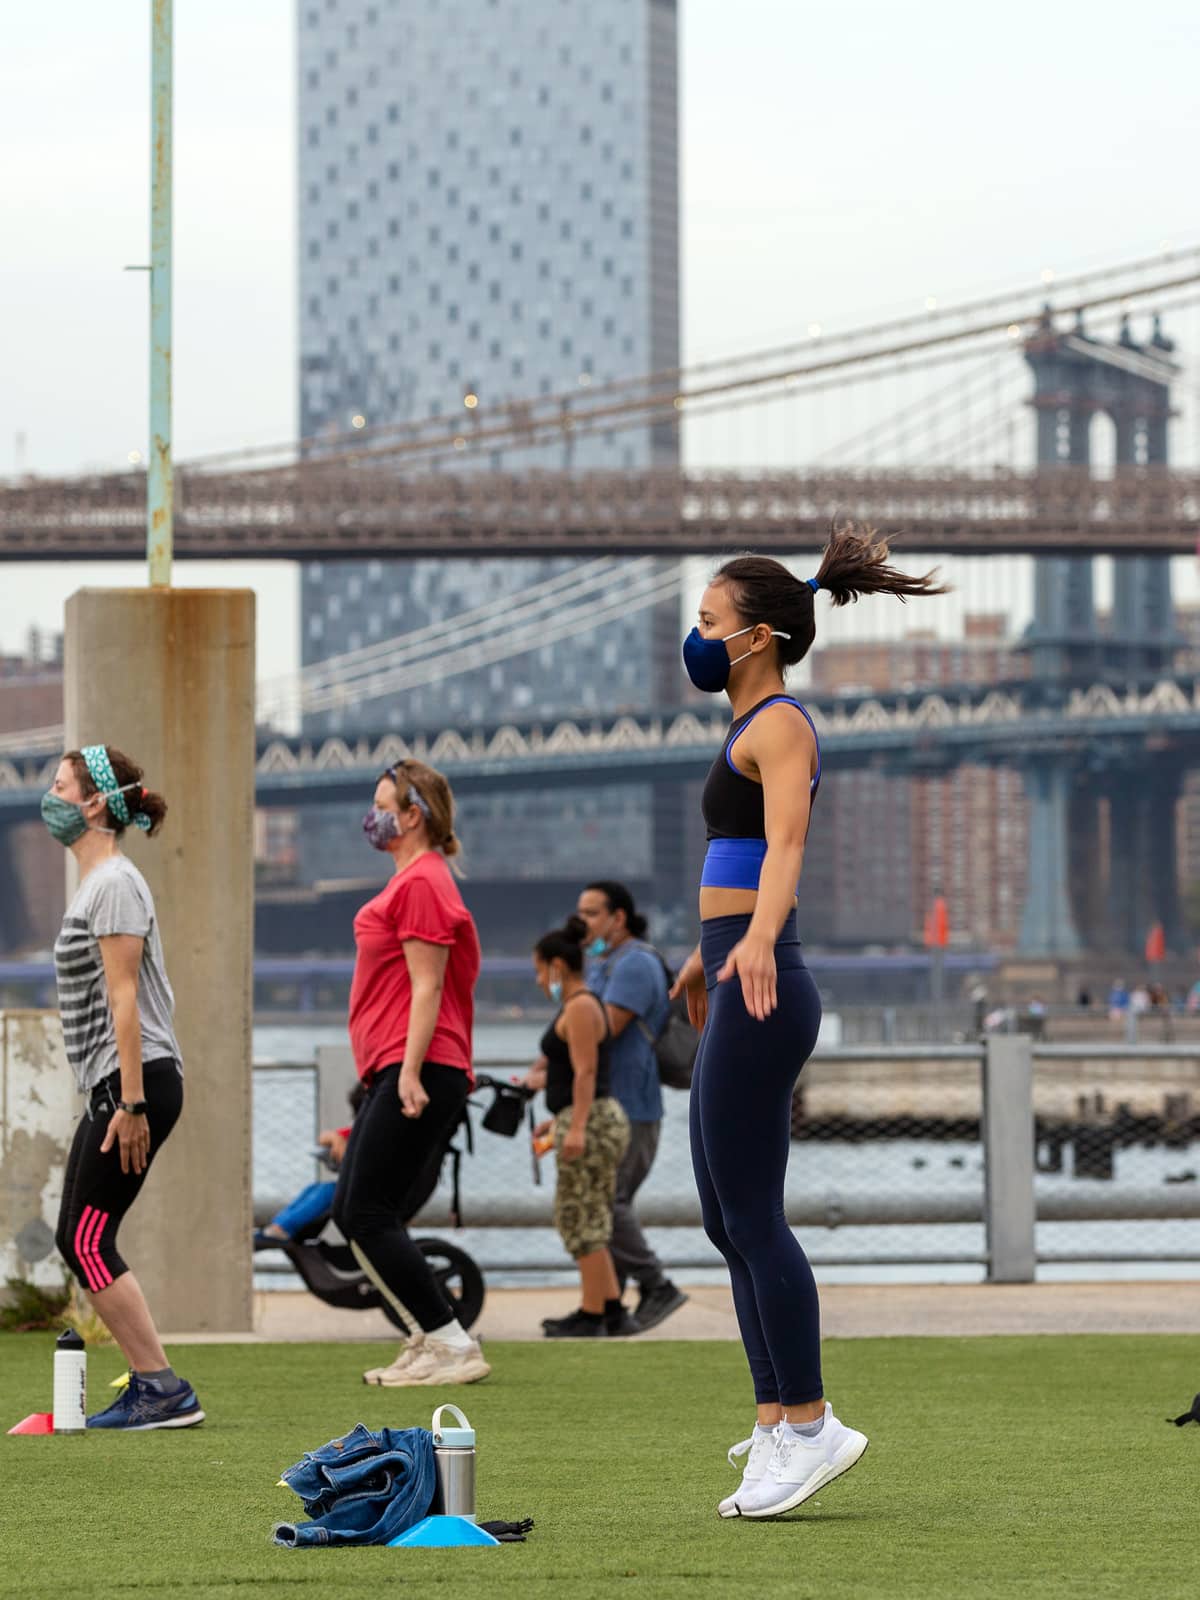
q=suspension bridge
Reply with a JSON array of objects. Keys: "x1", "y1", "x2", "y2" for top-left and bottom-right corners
[
  {"x1": 4, "y1": 247, "x2": 1200, "y2": 960},
  {"x1": 4, "y1": 248, "x2": 1200, "y2": 560}
]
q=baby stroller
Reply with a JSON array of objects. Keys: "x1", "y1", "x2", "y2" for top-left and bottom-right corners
[{"x1": 260, "y1": 1073, "x2": 536, "y2": 1335}]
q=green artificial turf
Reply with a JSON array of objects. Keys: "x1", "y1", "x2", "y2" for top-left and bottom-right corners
[{"x1": 1, "y1": 1332, "x2": 1198, "y2": 1599}]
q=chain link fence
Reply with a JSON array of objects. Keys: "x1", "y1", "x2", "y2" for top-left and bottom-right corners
[{"x1": 251, "y1": 1038, "x2": 1199, "y2": 1288}]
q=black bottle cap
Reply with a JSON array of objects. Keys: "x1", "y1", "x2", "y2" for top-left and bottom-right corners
[{"x1": 55, "y1": 1328, "x2": 85, "y2": 1350}]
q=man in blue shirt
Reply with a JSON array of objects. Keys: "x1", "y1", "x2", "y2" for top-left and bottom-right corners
[{"x1": 577, "y1": 880, "x2": 688, "y2": 1332}]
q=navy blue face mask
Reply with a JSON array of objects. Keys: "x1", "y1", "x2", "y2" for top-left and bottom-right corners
[{"x1": 682, "y1": 624, "x2": 791, "y2": 694}]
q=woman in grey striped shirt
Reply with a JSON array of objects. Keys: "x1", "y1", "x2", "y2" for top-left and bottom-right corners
[{"x1": 47, "y1": 743, "x2": 204, "y2": 1431}]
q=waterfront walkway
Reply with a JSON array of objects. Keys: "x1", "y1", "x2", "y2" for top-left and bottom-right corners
[{"x1": 163, "y1": 1279, "x2": 1200, "y2": 1344}]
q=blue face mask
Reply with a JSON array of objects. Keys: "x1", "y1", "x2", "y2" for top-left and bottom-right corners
[
  {"x1": 587, "y1": 937, "x2": 608, "y2": 959},
  {"x1": 682, "y1": 624, "x2": 791, "y2": 694},
  {"x1": 548, "y1": 978, "x2": 563, "y2": 1004}
]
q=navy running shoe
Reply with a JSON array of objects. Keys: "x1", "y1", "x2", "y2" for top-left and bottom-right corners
[{"x1": 86, "y1": 1373, "x2": 205, "y2": 1431}]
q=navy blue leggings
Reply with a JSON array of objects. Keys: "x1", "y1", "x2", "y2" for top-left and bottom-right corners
[{"x1": 689, "y1": 912, "x2": 823, "y2": 1405}]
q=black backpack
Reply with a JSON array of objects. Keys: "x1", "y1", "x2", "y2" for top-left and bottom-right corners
[{"x1": 611, "y1": 942, "x2": 699, "y2": 1092}]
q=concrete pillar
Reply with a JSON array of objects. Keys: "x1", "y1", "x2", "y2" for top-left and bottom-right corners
[
  {"x1": 0, "y1": 1011, "x2": 76, "y2": 1292},
  {"x1": 1112, "y1": 399, "x2": 1174, "y2": 676},
  {"x1": 1106, "y1": 766, "x2": 1184, "y2": 954},
  {"x1": 64, "y1": 588, "x2": 255, "y2": 1333},
  {"x1": 1018, "y1": 760, "x2": 1082, "y2": 956}
]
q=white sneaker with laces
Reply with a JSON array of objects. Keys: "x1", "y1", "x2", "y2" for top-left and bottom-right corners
[
  {"x1": 734, "y1": 1404, "x2": 869, "y2": 1519},
  {"x1": 718, "y1": 1425, "x2": 777, "y2": 1518},
  {"x1": 376, "y1": 1335, "x2": 491, "y2": 1387},
  {"x1": 363, "y1": 1334, "x2": 426, "y2": 1385}
]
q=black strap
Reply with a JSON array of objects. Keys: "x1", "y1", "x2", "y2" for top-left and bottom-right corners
[{"x1": 480, "y1": 1517, "x2": 534, "y2": 1542}]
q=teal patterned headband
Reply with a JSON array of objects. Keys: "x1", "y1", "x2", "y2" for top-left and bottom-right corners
[{"x1": 81, "y1": 745, "x2": 152, "y2": 833}]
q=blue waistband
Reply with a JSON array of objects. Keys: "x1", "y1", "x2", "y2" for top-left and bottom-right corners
[{"x1": 700, "y1": 837, "x2": 767, "y2": 890}]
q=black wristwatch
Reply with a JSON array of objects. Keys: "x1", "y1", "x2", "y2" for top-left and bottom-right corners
[{"x1": 117, "y1": 1100, "x2": 148, "y2": 1116}]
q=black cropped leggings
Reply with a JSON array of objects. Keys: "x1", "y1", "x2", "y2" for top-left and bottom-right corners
[
  {"x1": 689, "y1": 912, "x2": 823, "y2": 1405},
  {"x1": 331, "y1": 1060, "x2": 469, "y2": 1334},
  {"x1": 56, "y1": 1059, "x2": 183, "y2": 1294}
]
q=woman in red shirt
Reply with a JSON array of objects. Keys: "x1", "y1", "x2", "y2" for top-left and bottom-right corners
[{"x1": 331, "y1": 758, "x2": 487, "y2": 1388}]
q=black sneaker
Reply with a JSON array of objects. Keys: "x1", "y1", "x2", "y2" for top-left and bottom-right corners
[
  {"x1": 542, "y1": 1308, "x2": 607, "y2": 1339},
  {"x1": 634, "y1": 1280, "x2": 688, "y2": 1331},
  {"x1": 605, "y1": 1308, "x2": 641, "y2": 1338}
]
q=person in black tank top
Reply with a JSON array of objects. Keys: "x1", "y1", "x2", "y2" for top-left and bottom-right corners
[
  {"x1": 673, "y1": 529, "x2": 947, "y2": 1520},
  {"x1": 528, "y1": 916, "x2": 632, "y2": 1338}
]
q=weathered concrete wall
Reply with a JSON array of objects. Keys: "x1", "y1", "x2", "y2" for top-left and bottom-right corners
[
  {"x1": 65, "y1": 588, "x2": 256, "y2": 1333},
  {"x1": 0, "y1": 1011, "x2": 75, "y2": 1289}
]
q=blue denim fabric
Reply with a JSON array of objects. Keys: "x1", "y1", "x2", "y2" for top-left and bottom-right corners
[
  {"x1": 269, "y1": 1180, "x2": 336, "y2": 1238},
  {"x1": 274, "y1": 1423, "x2": 436, "y2": 1547}
]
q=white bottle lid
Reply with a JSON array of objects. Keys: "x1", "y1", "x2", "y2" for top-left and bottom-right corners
[{"x1": 432, "y1": 1402, "x2": 475, "y2": 1447}]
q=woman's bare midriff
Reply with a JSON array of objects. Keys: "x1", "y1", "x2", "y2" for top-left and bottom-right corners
[{"x1": 699, "y1": 887, "x2": 798, "y2": 920}]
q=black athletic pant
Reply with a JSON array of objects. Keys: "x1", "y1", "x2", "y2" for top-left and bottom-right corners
[
  {"x1": 690, "y1": 912, "x2": 824, "y2": 1406},
  {"x1": 331, "y1": 1061, "x2": 469, "y2": 1333},
  {"x1": 56, "y1": 1059, "x2": 183, "y2": 1293}
]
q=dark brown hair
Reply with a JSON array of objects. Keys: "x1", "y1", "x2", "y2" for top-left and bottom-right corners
[
  {"x1": 534, "y1": 914, "x2": 588, "y2": 972},
  {"x1": 66, "y1": 746, "x2": 167, "y2": 837},
  {"x1": 714, "y1": 522, "x2": 948, "y2": 669},
  {"x1": 584, "y1": 880, "x2": 648, "y2": 940}
]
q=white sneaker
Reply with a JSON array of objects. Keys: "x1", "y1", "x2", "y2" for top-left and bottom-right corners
[
  {"x1": 734, "y1": 1404, "x2": 869, "y2": 1519},
  {"x1": 718, "y1": 1425, "x2": 777, "y2": 1518},
  {"x1": 375, "y1": 1336, "x2": 491, "y2": 1387},
  {"x1": 363, "y1": 1334, "x2": 426, "y2": 1385}
]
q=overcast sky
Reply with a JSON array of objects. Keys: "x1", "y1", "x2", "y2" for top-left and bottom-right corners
[{"x1": 2, "y1": 0, "x2": 1198, "y2": 673}]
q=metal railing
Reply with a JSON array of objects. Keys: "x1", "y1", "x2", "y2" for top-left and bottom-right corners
[{"x1": 250, "y1": 1038, "x2": 1200, "y2": 1283}]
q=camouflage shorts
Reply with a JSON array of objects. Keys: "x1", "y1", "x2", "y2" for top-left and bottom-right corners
[{"x1": 553, "y1": 1097, "x2": 631, "y2": 1260}]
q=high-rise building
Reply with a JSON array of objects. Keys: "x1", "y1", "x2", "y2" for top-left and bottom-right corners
[
  {"x1": 295, "y1": 1, "x2": 681, "y2": 940},
  {"x1": 807, "y1": 617, "x2": 1029, "y2": 951}
]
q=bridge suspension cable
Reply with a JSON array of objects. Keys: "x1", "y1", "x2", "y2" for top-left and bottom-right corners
[
  {"x1": 263, "y1": 555, "x2": 624, "y2": 698},
  {"x1": 257, "y1": 556, "x2": 659, "y2": 721},
  {"x1": 271, "y1": 562, "x2": 684, "y2": 722},
  {"x1": 184, "y1": 244, "x2": 1200, "y2": 473}
]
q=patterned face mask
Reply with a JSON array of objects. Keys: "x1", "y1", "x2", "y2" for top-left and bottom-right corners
[
  {"x1": 40, "y1": 781, "x2": 142, "y2": 848},
  {"x1": 362, "y1": 807, "x2": 400, "y2": 851}
]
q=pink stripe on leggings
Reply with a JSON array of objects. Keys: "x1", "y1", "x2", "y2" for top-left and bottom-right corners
[
  {"x1": 86, "y1": 1210, "x2": 113, "y2": 1289},
  {"x1": 73, "y1": 1206, "x2": 104, "y2": 1293}
]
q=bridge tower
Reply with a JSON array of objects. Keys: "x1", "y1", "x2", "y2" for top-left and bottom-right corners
[{"x1": 1019, "y1": 311, "x2": 1180, "y2": 956}]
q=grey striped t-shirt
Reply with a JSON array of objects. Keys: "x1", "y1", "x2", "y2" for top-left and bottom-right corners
[{"x1": 53, "y1": 855, "x2": 182, "y2": 1094}]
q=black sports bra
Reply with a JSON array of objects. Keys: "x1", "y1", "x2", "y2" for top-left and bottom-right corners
[{"x1": 701, "y1": 695, "x2": 821, "y2": 841}]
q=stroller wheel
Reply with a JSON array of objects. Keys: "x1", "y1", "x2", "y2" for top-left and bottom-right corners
[{"x1": 414, "y1": 1237, "x2": 486, "y2": 1332}]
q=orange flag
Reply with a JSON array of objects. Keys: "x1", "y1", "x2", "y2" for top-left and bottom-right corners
[
  {"x1": 1145, "y1": 922, "x2": 1166, "y2": 964},
  {"x1": 924, "y1": 895, "x2": 949, "y2": 950}
]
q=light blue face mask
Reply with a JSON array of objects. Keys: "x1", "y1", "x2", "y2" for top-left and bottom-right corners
[
  {"x1": 587, "y1": 938, "x2": 608, "y2": 959},
  {"x1": 549, "y1": 978, "x2": 564, "y2": 1005}
]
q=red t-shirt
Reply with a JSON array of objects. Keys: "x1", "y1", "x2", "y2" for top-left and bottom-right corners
[{"x1": 348, "y1": 853, "x2": 481, "y2": 1083}]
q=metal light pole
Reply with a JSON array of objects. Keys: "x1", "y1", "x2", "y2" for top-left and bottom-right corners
[{"x1": 148, "y1": 0, "x2": 173, "y2": 586}]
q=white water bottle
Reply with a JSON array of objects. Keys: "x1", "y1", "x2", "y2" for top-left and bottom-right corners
[
  {"x1": 432, "y1": 1404, "x2": 477, "y2": 1520},
  {"x1": 53, "y1": 1329, "x2": 87, "y2": 1433}
]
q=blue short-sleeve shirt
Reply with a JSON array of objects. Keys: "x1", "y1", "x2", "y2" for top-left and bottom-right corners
[{"x1": 587, "y1": 941, "x2": 668, "y2": 1123}]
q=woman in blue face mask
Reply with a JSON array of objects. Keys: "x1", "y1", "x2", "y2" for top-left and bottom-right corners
[
  {"x1": 674, "y1": 526, "x2": 946, "y2": 1520},
  {"x1": 529, "y1": 914, "x2": 634, "y2": 1338}
]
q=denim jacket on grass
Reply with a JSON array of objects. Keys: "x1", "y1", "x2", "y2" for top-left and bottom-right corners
[{"x1": 273, "y1": 1423, "x2": 436, "y2": 1547}]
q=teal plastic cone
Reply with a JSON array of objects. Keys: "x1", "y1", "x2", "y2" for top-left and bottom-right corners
[{"x1": 388, "y1": 1515, "x2": 500, "y2": 1549}]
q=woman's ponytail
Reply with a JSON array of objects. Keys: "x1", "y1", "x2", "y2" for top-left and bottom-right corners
[{"x1": 815, "y1": 521, "x2": 947, "y2": 608}]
